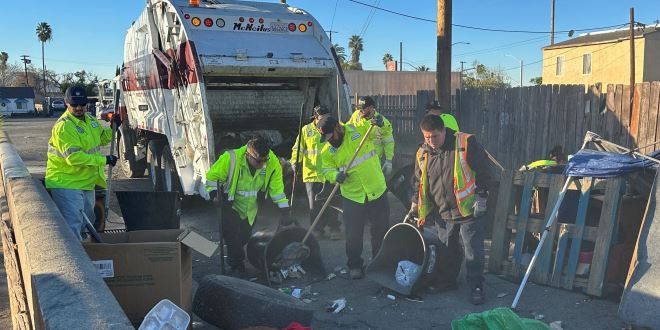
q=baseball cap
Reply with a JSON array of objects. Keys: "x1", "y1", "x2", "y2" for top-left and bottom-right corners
[
  {"x1": 357, "y1": 96, "x2": 375, "y2": 109},
  {"x1": 64, "y1": 86, "x2": 88, "y2": 106},
  {"x1": 315, "y1": 115, "x2": 338, "y2": 142}
]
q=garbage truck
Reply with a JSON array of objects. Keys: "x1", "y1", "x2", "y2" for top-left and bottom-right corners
[{"x1": 116, "y1": 0, "x2": 351, "y2": 198}]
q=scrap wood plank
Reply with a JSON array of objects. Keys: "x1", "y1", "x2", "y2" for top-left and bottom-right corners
[
  {"x1": 489, "y1": 170, "x2": 515, "y2": 273},
  {"x1": 605, "y1": 84, "x2": 616, "y2": 141},
  {"x1": 650, "y1": 82, "x2": 660, "y2": 150},
  {"x1": 511, "y1": 172, "x2": 536, "y2": 277},
  {"x1": 622, "y1": 85, "x2": 632, "y2": 147},
  {"x1": 562, "y1": 177, "x2": 593, "y2": 290},
  {"x1": 637, "y1": 83, "x2": 651, "y2": 152},
  {"x1": 587, "y1": 177, "x2": 625, "y2": 296},
  {"x1": 630, "y1": 83, "x2": 641, "y2": 147},
  {"x1": 534, "y1": 174, "x2": 566, "y2": 284},
  {"x1": 550, "y1": 223, "x2": 570, "y2": 287}
]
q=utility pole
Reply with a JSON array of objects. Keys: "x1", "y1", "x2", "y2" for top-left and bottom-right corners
[
  {"x1": 550, "y1": 0, "x2": 555, "y2": 45},
  {"x1": 436, "y1": 0, "x2": 452, "y2": 111},
  {"x1": 629, "y1": 6, "x2": 635, "y2": 110},
  {"x1": 328, "y1": 30, "x2": 338, "y2": 43},
  {"x1": 20, "y1": 55, "x2": 31, "y2": 86},
  {"x1": 399, "y1": 42, "x2": 403, "y2": 72}
]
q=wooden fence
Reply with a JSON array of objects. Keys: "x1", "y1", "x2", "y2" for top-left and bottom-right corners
[{"x1": 368, "y1": 82, "x2": 660, "y2": 170}]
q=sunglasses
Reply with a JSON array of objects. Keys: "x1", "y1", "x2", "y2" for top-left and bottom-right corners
[{"x1": 247, "y1": 152, "x2": 269, "y2": 164}]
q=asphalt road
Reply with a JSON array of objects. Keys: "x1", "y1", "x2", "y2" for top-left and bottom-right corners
[{"x1": 3, "y1": 116, "x2": 626, "y2": 329}]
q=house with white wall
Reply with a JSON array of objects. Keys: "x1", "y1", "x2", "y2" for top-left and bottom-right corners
[{"x1": 0, "y1": 87, "x2": 36, "y2": 116}]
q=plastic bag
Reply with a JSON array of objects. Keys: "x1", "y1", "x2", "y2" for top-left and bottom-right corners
[
  {"x1": 451, "y1": 307, "x2": 550, "y2": 330},
  {"x1": 395, "y1": 260, "x2": 422, "y2": 288}
]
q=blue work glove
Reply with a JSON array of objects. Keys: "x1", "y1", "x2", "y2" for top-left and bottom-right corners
[
  {"x1": 106, "y1": 155, "x2": 118, "y2": 166},
  {"x1": 335, "y1": 172, "x2": 348, "y2": 184},
  {"x1": 370, "y1": 115, "x2": 384, "y2": 128}
]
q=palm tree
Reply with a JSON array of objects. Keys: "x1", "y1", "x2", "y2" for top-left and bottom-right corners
[
  {"x1": 0, "y1": 52, "x2": 8, "y2": 72},
  {"x1": 348, "y1": 35, "x2": 364, "y2": 66},
  {"x1": 333, "y1": 44, "x2": 347, "y2": 64},
  {"x1": 36, "y1": 22, "x2": 53, "y2": 96},
  {"x1": 382, "y1": 53, "x2": 394, "y2": 68},
  {"x1": 417, "y1": 65, "x2": 430, "y2": 72}
]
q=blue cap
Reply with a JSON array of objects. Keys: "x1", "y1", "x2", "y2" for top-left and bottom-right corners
[{"x1": 64, "y1": 86, "x2": 88, "y2": 106}]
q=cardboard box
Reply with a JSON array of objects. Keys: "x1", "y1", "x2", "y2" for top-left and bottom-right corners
[{"x1": 83, "y1": 229, "x2": 217, "y2": 325}]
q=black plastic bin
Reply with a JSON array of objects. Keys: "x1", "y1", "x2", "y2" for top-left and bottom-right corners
[{"x1": 115, "y1": 191, "x2": 181, "y2": 231}]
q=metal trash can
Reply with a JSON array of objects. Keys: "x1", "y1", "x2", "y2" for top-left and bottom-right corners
[{"x1": 366, "y1": 222, "x2": 445, "y2": 295}]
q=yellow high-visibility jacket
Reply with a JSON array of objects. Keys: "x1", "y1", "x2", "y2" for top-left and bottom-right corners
[
  {"x1": 347, "y1": 110, "x2": 394, "y2": 162},
  {"x1": 290, "y1": 122, "x2": 324, "y2": 183},
  {"x1": 45, "y1": 111, "x2": 112, "y2": 190},
  {"x1": 206, "y1": 145, "x2": 288, "y2": 225},
  {"x1": 320, "y1": 123, "x2": 387, "y2": 204}
]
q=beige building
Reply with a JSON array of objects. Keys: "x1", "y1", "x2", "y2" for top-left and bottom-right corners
[{"x1": 542, "y1": 26, "x2": 660, "y2": 86}]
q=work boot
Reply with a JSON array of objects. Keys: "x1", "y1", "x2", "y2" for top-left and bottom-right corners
[
  {"x1": 329, "y1": 228, "x2": 342, "y2": 240},
  {"x1": 349, "y1": 267, "x2": 364, "y2": 280},
  {"x1": 470, "y1": 285, "x2": 485, "y2": 305}
]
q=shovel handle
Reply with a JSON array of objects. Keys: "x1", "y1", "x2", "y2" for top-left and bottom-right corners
[{"x1": 302, "y1": 124, "x2": 376, "y2": 244}]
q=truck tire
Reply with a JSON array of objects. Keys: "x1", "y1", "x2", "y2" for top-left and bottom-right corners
[
  {"x1": 148, "y1": 140, "x2": 164, "y2": 191},
  {"x1": 193, "y1": 275, "x2": 314, "y2": 330},
  {"x1": 161, "y1": 146, "x2": 182, "y2": 193},
  {"x1": 118, "y1": 133, "x2": 146, "y2": 178}
]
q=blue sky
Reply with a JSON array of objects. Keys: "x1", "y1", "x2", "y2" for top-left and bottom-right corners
[{"x1": 1, "y1": 0, "x2": 658, "y2": 85}]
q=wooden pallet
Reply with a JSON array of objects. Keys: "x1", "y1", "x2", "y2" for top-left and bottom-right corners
[{"x1": 489, "y1": 170, "x2": 625, "y2": 296}]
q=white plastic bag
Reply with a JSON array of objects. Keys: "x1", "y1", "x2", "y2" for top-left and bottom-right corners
[{"x1": 395, "y1": 260, "x2": 422, "y2": 288}]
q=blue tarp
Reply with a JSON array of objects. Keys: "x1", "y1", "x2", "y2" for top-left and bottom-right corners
[{"x1": 564, "y1": 149, "x2": 655, "y2": 178}]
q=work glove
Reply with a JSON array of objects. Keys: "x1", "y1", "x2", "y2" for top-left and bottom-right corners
[
  {"x1": 381, "y1": 160, "x2": 392, "y2": 178},
  {"x1": 370, "y1": 115, "x2": 384, "y2": 128},
  {"x1": 279, "y1": 207, "x2": 295, "y2": 227},
  {"x1": 335, "y1": 171, "x2": 348, "y2": 184},
  {"x1": 473, "y1": 192, "x2": 488, "y2": 218},
  {"x1": 105, "y1": 155, "x2": 118, "y2": 166},
  {"x1": 404, "y1": 203, "x2": 418, "y2": 224}
]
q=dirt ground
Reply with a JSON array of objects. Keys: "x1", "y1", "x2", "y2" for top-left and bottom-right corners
[{"x1": 4, "y1": 116, "x2": 627, "y2": 329}]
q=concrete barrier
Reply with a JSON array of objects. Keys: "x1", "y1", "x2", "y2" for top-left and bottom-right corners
[{"x1": 0, "y1": 131, "x2": 133, "y2": 329}]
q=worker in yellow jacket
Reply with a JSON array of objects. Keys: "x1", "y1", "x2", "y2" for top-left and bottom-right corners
[
  {"x1": 317, "y1": 114, "x2": 390, "y2": 280},
  {"x1": 206, "y1": 136, "x2": 291, "y2": 276},
  {"x1": 290, "y1": 105, "x2": 341, "y2": 240},
  {"x1": 46, "y1": 86, "x2": 117, "y2": 241},
  {"x1": 348, "y1": 96, "x2": 395, "y2": 178}
]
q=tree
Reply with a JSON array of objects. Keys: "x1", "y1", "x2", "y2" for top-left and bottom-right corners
[
  {"x1": 462, "y1": 61, "x2": 510, "y2": 89},
  {"x1": 58, "y1": 70, "x2": 98, "y2": 96},
  {"x1": 416, "y1": 65, "x2": 430, "y2": 72},
  {"x1": 348, "y1": 35, "x2": 364, "y2": 69},
  {"x1": 382, "y1": 53, "x2": 394, "y2": 68},
  {"x1": 36, "y1": 22, "x2": 53, "y2": 96},
  {"x1": 0, "y1": 52, "x2": 8, "y2": 73},
  {"x1": 333, "y1": 44, "x2": 347, "y2": 64},
  {"x1": 529, "y1": 76, "x2": 542, "y2": 85}
]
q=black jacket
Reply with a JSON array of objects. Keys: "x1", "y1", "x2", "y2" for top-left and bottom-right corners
[{"x1": 411, "y1": 128, "x2": 490, "y2": 220}]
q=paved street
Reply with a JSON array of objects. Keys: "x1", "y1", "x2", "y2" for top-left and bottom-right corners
[{"x1": 2, "y1": 116, "x2": 626, "y2": 329}]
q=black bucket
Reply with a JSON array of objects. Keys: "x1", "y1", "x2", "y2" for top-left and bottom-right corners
[
  {"x1": 246, "y1": 227, "x2": 325, "y2": 277},
  {"x1": 366, "y1": 222, "x2": 445, "y2": 295},
  {"x1": 115, "y1": 191, "x2": 181, "y2": 231}
]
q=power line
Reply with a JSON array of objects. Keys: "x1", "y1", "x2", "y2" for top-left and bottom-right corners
[
  {"x1": 358, "y1": 0, "x2": 380, "y2": 38},
  {"x1": 348, "y1": 0, "x2": 629, "y2": 34}
]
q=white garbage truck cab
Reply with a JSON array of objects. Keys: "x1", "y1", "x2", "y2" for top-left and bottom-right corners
[{"x1": 118, "y1": 0, "x2": 351, "y2": 198}]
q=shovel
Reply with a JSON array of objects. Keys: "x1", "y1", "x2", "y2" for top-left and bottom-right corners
[{"x1": 277, "y1": 123, "x2": 377, "y2": 268}]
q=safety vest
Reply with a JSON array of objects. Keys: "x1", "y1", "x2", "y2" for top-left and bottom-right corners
[
  {"x1": 320, "y1": 123, "x2": 387, "y2": 204},
  {"x1": 45, "y1": 111, "x2": 113, "y2": 190},
  {"x1": 347, "y1": 110, "x2": 395, "y2": 162},
  {"x1": 526, "y1": 159, "x2": 558, "y2": 170},
  {"x1": 206, "y1": 145, "x2": 288, "y2": 225},
  {"x1": 290, "y1": 122, "x2": 323, "y2": 183},
  {"x1": 417, "y1": 131, "x2": 477, "y2": 221}
]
